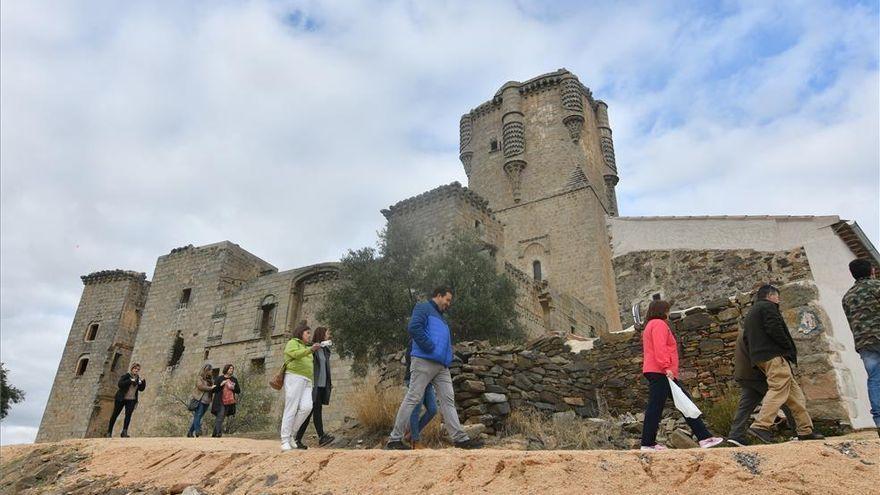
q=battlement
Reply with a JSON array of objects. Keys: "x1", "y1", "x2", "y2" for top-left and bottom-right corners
[
  {"x1": 381, "y1": 182, "x2": 495, "y2": 220},
  {"x1": 80, "y1": 270, "x2": 147, "y2": 286}
]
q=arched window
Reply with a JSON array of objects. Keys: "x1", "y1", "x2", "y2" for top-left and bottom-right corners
[
  {"x1": 85, "y1": 323, "x2": 99, "y2": 342},
  {"x1": 533, "y1": 260, "x2": 542, "y2": 281},
  {"x1": 75, "y1": 355, "x2": 90, "y2": 376}
]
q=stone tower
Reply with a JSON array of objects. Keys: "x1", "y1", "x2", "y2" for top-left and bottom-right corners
[
  {"x1": 36, "y1": 270, "x2": 150, "y2": 442},
  {"x1": 459, "y1": 69, "x2": 622, "y2": 333}
]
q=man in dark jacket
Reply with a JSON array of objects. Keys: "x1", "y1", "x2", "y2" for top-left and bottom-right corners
[
  {"x1": 727, "y1": 327, "x2": 796, "y2": 445},
  {"x1": 385, "y1": 287, "x2": 482, "y2": 450},
  {"x1": 743, "y1": 285, "x2": 822, "y2": 443}
]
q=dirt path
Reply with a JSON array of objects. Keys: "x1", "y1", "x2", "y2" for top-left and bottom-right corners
[{"x1": 2, "y1": 435, "x2": 878, "y2": 494}]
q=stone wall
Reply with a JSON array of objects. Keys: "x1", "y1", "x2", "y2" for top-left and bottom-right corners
[
  {"x1": 613, "y1": 247, "x2": 813, "y2": 328},
  {"x1": 378, "y1": 281, "x2": 852, "y2": 436}
]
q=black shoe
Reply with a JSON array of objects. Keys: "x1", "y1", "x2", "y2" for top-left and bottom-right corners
[
  {"x1": 797, "y1": 432, "x2": 825, "y2": 441},
  {"x1": 384, "y1": 440, "x2": 411, "y2": 450},
  {"x1": 453, "y1": 437, "x2": 484, "y2": 450},
  {"x1": 296, "y1": 442, "x2": 308, "y2": 450},
  {"x1": 318, "y1": 434, "x2": 335, "y2": 447},
  {"x1": 105, "y1": 431, "x2": 112, "y2": 438},
  {"x1": 186, "y1": 431, "x2": 194, "y2": 438},
  {"x1": 120, "y1": 430, "x2": 130, "y2": 438},
  {"x1": 747, "y1": 427, "x2": 774, "y2": 444}
]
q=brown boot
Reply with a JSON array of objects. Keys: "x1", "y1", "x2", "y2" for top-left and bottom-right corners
[{"x1": 411, "y1": 440, "x2": 426, "y2": 450}]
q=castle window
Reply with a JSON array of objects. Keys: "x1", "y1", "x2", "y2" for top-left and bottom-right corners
[
  {"x1": 111, "y1": 352, "x2": 122, "y2": 372},
  {"x1": 204, "y1": 349, "x2": 210, "y2": 360},
  {"x1": 251, "y1": 358, "x2": 266, "y2": 374},
  {"x1": 533, "y1": 260, "x2": 543, "y2": 281},
  {"x1": 489, "y1": 139, "x2": 499, "y2": 152},
  {"x1": 258, "y1": 295, "x2": 277, "y2": 337},
  {"x1": 168, "y1": 331, "x2": 185, "y2": 367},
  {"x1": 85, "y1": 323, "x2": 99, "y2": 342},
  {"x1": 75, "y1": 356, "x2": 89, "y2": 376},
  {"x1": 178, "y1": 288, "x2": 192, "y2": 308}
]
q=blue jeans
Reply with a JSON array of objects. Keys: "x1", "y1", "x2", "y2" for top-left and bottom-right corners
[
  {"x1": 406, "y1": 382, "x2": 437, "y2": 441},
  {"x1": 188, "y1": 402, "x2": 208, "y2": 436},
  {"x1": 859, "y1": 349, "x2": 880, "y2": 427}
]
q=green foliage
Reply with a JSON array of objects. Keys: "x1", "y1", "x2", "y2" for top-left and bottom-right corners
[
  {"x1": 320, "y1": 227, "x2": 523, "y2": 371},
  {"x1": 149, "y1": 370, "x2": 276, "y2": 437},
  {"x1": 0, "y1": 362, "x2": 25, "y2": 420}
]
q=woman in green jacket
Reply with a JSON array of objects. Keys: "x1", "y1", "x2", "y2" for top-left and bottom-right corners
[{"x1": 280, "y1": 323, "x2": 321, "y2": 451}]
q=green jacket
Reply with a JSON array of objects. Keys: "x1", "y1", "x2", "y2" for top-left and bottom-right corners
[
  {"x1": 842, "y1": 278, "x2": 880, "y2": 352},
  {"x1": 284, "y1": 338, "x2": 314, "y2": 380}
]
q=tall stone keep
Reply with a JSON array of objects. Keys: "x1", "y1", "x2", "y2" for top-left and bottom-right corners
[
  {"x1": 36, "y1": 270, "x2": 150, "y2": 442},
  {"x1": 460, "y1": 69, "x2": 623, "y2": 332}
]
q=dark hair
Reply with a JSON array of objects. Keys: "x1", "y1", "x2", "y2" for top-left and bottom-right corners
[
  {"x1": 849, "y1": 259, "x2": 873, "y2": 280},
  {"x1": 756, "y1": 285, "x2": 779, "y2": 300},
  {"x1": 129, "y1": 362, "x2": 141, "y2": 371},
  {"x1": 312, "y1": 326, "x2": 329, "y2": 343},
  {"x1": 222, "y1": 364, "x2": 234, "y2": 375},
  {"x1": 432, "y1": 286, "x2": 453, "y2": 298},
  {"x1": 292, "y1": 322, "x2": 311, "y2": 341},
  {"x1": 645, "y1": 300, "x2": 671, "y2": 321}
]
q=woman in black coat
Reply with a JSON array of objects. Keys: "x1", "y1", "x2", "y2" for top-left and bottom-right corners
[
  {"x1": 107, "y1": 362, "x2": 146, "y2": 437},
  {"x1": 295, "y1": 327, "x2": 334, "y2": 447},
  {"x1": 211, "y1": 363, "x2": 240, "y2": 437}
]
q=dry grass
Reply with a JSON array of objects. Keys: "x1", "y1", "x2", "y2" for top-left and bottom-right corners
[
  {"x1": 347, "y1": 374, "x2": 448, "y2": 447},
  {"x1": 503, "y1": 407, "x2": 624, "y2": 450}
]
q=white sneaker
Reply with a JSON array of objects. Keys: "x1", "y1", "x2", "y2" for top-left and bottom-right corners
[
  {"x1": 281, "y1": 442, "x2": 293, "y2": 451},
  {"x1": 699, "y1": 437, "x2": 724, "y2": 449},
  {"x1": 639, "y1": 444, "x2": 669, "y2": 451}
]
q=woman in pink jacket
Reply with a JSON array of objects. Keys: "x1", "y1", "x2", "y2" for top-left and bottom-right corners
[{"x1": 640, "y1": 299, "x2": 724, "y2": 451}]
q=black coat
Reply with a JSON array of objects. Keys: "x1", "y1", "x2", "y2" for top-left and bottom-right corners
[
  {"x1": 313, "y1": 347, "x2": 332, "y2": 405},
  {"x1": 114, "y1": 373, "x2": 146, "y2": 403},
  {"x1": 211, "y1": 375, "x2": 241, "y2": 416},
  {"x1": 743, "y1": 299, "x2": 797, "y2": 365}
]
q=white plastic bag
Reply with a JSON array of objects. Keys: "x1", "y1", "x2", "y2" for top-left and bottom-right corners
[{"x1": 668, "y1": 378, "x2": 702, "y2": 419}]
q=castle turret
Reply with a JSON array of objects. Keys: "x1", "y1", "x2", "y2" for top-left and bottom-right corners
[
  {"x1": 36, "y1": 270, "x2": 150, "y2": 442},
  {"x1": 459, "y1": 69, "x2": 623, "y2": 333}
]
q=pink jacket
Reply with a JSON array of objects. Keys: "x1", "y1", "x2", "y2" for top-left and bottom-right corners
[{"x1": 642, "y1": 319, "x2": 680, "y2": 378}]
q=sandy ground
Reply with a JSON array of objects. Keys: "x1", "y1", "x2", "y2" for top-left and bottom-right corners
[{"x1": 1, "y1": 434, "x2": 878, "y2": 494}]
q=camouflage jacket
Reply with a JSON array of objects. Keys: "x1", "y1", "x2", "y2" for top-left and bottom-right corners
[{"x1": 842, "y1": 278, "x2": 880, "y2": 352}]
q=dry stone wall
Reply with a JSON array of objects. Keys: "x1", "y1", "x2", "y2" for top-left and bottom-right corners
[{"x1": 378, "y1": 281, "x2": 851, "y2": 436}]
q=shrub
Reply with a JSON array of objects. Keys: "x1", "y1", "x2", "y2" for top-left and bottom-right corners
[
  {"x1": 698, "y1": 383, "x2": 740, "y2": 436},
  {"x1": 149, "y1": 370, "x2": 276, "y2": 437}
]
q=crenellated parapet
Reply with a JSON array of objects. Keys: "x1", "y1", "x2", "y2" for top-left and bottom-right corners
[
  {"x1": 81, "y1": 270, "x2": 147, "y2": 286},
  {"x1": 381, "y1": 181, "x2": 495, "y2": 220}
]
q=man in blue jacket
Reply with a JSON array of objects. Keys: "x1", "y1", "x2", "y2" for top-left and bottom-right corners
[{"x1": 385, "y1": 287, "x2": 483, "y2": 449}]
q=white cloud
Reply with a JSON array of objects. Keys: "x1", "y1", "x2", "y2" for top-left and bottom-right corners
[{"x1": 1, "y1": 0, "x2": 877, "y2": 443}]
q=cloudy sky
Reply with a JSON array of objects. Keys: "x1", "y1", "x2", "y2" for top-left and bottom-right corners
[{"x1": 1, "y1": 0, "x2": 877, "y2": 445}]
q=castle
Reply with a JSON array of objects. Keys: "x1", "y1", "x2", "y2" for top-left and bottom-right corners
[{"x1": 37, "y1": 69, "x2": 879, "y2": 442}]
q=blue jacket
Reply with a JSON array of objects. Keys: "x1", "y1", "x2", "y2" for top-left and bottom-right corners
[{"x1": 408, "y1": 300, "x2": 453, "y2": 367}]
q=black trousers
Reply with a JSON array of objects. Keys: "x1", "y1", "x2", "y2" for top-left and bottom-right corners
[
  {"x1": 108, "y1": 400, "x2": 136, "y2": 434},
  {"x1": 641, "y1": 373, "x2": 712, "y2": 446},
  {"x1": 728, "y1": 379, "x2": 796, "y2": 441},
  {"x1": 296, "y1": 393, "x2": 325, "y2": 442},
  {"x1": 213, "y1": 405, "x2": 228, "y2": 437}
]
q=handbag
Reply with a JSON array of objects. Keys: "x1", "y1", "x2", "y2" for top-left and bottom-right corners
[
  {"x1": 269, "y1": 362, "x2": 287, "y2": 390},
  {"x1": 668, "y1": 378, "x2": 703, "y2": 419},
  {"x1": 222, "y1": 382, "x2": 237, "y2": 405},
  {"x1": 186, "y1": 397, "x2": 200, "y2": 411}
]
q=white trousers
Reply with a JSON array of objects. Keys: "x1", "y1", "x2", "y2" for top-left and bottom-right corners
[{"x1": 280, "y1": 373, "x2": 313, "y2": 443}]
